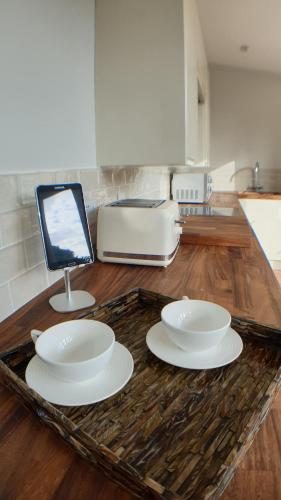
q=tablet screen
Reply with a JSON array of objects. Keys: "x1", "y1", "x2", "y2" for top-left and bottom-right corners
[{"x1": 36, "y1": 183, "x2": 94, "y2": 270}]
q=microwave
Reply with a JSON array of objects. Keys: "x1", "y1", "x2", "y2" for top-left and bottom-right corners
[{"x1": 172, "y1": 173, "x2": 212, "y2": 203}]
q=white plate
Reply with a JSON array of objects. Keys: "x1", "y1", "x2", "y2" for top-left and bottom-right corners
[
  {"x1": 146, "y1": 322, "x2": 243, "y2": 370},
  {"x1": 25, "y1": 342, "x2": 134, "y2": 406}
]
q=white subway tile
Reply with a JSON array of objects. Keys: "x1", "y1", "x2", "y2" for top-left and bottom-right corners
[
  {"x1": 46, "y1": 267, "x2": 76, "y2": 287},
  {"x1": 10, "y1": 264, "x2": 48, "y2": 310},
  {"x1": 134, "y1": 167, "x2": 145, "y2": 185},
  {"x1": 89, "y1": 189, "x2": 104, "y2": 206},
  {"x1": 80, "y1": 169, "x2": 99, "y2": 190},
  {"x1": 104, "y1": 187, "x2": 118, "y2": 203},
  {"x1": 113, "y1": 168, "x2": 126, "y2": 185},
  {"x1": 18, "y1": 172, "x2": 55, "y2": 206},
  {"x1": 55, "y1": 170, "x2": 80, "y2": 184},
  {"x1": 21, "y1": 206, "x2": 40, "y2": 239},
  {"x1": 87, "y1": 207, "x2": 98, "y2": 227},
  {"x1": 0, "y1": 243, "x2": 27, "y2": 282},
  {"x1": 99, "y1": 169, "x2": 114, "y2": 188},
  {"x1": 46, "y1": 268, "x2": 64, "y2": 286},
  {"x1": 159, "y1": 176, "x2": 170, "y2": 198},
  {"x1": 0, "y1": 210, "x2": 25, "y2": 246},
  {"x1": 0, "y1": 283, "x2": 14, "y2": 321},
  {"x1": 24, "y1": 234, "x2": 45, "y2": 268},
  {"x1": 124, "y1": 167, "x2": 137, "y2": 184},
  {"x1": 0, "y1": 175, "x2": 20, "y2": 213},
  {"x1": 83, "y1": 189, "x2": 97, "y2": 206},
  {"x1": 126, "y1": 183, "x2": 141, "y2": 198},
  {"x1": 80, "y1": 170, "x2": 100, "y2": 208},
  {"x1": 117, "y1": 185, "x2": 129, "y2": 200}
]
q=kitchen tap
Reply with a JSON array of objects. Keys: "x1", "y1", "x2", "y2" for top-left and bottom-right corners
[
  {"x1": 253, "y1": 161, "x2": 261, "y2": 189},
  {"x1": 230, "y1": 161, "x2": 263, "y2": 191}
]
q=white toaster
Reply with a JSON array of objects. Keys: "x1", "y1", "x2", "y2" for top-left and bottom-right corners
[{"x1": 97, "y1": 199, "x2": 181, "y2": 267}]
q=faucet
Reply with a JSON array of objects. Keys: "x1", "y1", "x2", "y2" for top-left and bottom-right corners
[
  {"x1": 253, "y1": 161, "x2": 261, "y2": 189},
  {"x1": 230, "y1": 161, "x2": 263, "y2": 191}
]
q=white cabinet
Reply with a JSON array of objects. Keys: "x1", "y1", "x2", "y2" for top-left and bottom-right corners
[
  {"x1": 95, "y1": 0, "x2": 209, "y2": 167},
  {"x1": 182, "y1": 0, "x2": 210, "y2": 166},
  {"x1": 184, "y1": 0, "x2": 198, "y2": 164}
]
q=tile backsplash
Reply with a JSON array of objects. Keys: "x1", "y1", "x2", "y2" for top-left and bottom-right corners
[{"x1": 0, "y1": 166, "x2": 170, "y2": 322}]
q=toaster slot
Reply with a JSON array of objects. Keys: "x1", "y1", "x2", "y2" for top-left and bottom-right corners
[{"x1": 107, "y1": 199, "x2": 165, "y2": 208}]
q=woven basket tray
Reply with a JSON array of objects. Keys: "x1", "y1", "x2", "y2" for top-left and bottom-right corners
[{"x1": 1, "y1": 288, "x2": 281, "y2": 499}]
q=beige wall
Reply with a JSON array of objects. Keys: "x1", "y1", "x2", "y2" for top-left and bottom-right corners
[
  {"x1": 0, "y1": 167, "x2": 170, "y2": 322},
  {"x1": 210, "y1": 65, "x2": 281, "y2": 191}
]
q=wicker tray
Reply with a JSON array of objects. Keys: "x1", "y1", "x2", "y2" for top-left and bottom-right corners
[{"x1": 1, "y1": 288, "x2": 281, "y2": 499}]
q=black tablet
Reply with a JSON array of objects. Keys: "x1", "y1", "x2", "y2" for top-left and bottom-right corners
[{"x1": 36, "y1": 183, "x2": 94, "y2": 271}]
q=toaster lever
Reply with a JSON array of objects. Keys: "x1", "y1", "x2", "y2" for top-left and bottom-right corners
[{"x1": 175, "y1": 219, "x2": 188, "y2": 224}]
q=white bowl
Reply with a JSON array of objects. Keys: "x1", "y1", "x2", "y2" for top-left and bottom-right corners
[
  {"x1": 161, "y1": 299, "x2": 231, "y2": 352},
  {"x1": 31, "y1": 319, "x2": 115, "y2": 383}
]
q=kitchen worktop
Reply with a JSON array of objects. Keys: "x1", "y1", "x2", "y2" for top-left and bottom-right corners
[
  {"x1": 1, "y1": 193, "x2": 281, "y2": 500},
  {"x1": 239, "y1": 191, "x2": 281, "y2": 199},
  {"x1": 180, "y1": 195, "x2": 252, "y2": 248}
]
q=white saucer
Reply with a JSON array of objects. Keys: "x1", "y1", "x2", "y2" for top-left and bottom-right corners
[
  {"x1": 25, "y1": 342, "x2": 134, "y2": 406},
  {"x1": 146, "y1": 322, "x2": 243, "y2": 370}
]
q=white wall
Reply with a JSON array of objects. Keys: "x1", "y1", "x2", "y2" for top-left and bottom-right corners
[
  {"x1": 210, "y1": 65, "x2": 281, "y2": 191},
  {"x1": 0, "y1": 0, "x2": 96, "y2": 173}
]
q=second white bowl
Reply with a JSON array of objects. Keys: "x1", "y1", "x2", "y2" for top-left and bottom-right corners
[
  {"x1": 31, "y1": 319, "x2": 115, "y2": 383},
  {"x1": 161, "y1": 299, "x2": 231, "y2": 352}
]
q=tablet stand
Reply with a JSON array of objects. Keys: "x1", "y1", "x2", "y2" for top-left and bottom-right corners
[{"x1": 49, "y1": 268, "x2": 95, "y2": 313}]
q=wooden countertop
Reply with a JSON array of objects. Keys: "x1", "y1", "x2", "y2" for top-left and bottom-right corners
[
  {"x1": 181, "y1": 214, "x2": 252, "y2": 247},
  {"x1": 1, "y1": 193, "x2": 281, "y2": 500},
  {"x1": 238, "y1": 191, "x2": 281, "y2": 200}
]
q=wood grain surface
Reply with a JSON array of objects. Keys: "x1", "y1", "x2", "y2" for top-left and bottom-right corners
[
  {"x1": 181, "y1": 215, "x2": 252, "y2": 247},
  {"x1": 238, "y1": 192, "x2": 281, "y2": 200},
  {"x1": 274, "y1": 270, "x2": 281, "y2": 286},
  {"x1": 180, "y1": 194, "x2": 251, "y2": 248},
  {"x1": 0, "y1": 193, "x2": 281, "y2": 500}
]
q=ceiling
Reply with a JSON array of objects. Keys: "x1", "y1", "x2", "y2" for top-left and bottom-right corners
[{"x1": 197, "y1": 0, "x2": 281, "y2": 74}]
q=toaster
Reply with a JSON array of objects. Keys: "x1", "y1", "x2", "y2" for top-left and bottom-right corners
[{"x1": 97, "y1": 199, "x2": 181, "y2": 267}]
